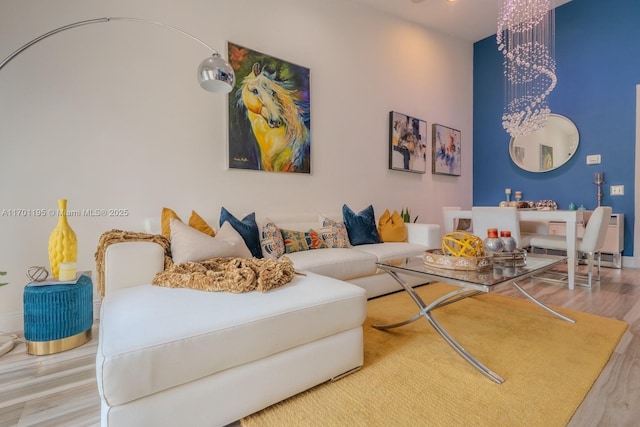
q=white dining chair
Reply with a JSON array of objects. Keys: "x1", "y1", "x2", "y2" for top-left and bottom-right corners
[
  {"x1": 528, "y1": 206, "x2": 612, "y2": 287},
  {"x1": 442, "y1": 206, "x2": 472, "y2": 234},
  {"x1": 471, "y1": 206, "x2": 529, "y2": 249}
]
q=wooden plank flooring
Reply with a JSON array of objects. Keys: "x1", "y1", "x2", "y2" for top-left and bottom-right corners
[
  {"x1": 0, "y1": 325, "x2": 99, "y2": 427},
  {"x1": 0, "y1": 264, "x2": 638, "y2": 426}
]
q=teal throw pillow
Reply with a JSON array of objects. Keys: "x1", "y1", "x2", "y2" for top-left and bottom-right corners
[
  {"x1": 342, "y1": 204, "x2": 381, "y2": 246},
  {"x1": 219, "y1": 207, "x2": 263, "y2": 258}
]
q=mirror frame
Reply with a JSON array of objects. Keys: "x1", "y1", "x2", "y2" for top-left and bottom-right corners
[{"x1": 509, "y1": 114, "x2": 579, "y2": 173}]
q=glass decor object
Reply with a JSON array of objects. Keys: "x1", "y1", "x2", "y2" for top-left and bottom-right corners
[
  {"x1": 594, "y1": 171, "x2": 605, "y2": 207},
  {"x1": 497, "y1": 0, "x2": 557, "y2": 137},
  {"x1": 483, "y1": 228, "x2": 504, "y2": 254},
  {"x1": 500, "y1": 230, "x2": 517, "y2": 252},
  {"x1": 48, "y1": 199, "x2": 78, "y2": 278}
]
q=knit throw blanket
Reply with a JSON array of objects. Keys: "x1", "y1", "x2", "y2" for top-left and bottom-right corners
[
  {"x1": 152, "y1": 257, "x2": 295, "y2": 293},
  {"x1": 95, "y1": 229, "x2": 295, "y2": 297}
]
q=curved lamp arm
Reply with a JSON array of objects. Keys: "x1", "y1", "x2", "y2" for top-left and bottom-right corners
[{"x1": 0, "y1": 16, "x2": 235, "y2": 93}]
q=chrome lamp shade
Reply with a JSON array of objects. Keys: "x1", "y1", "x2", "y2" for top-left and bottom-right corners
[{"x1": 198, "y1": 53, "x2": 235, "y2": 93}]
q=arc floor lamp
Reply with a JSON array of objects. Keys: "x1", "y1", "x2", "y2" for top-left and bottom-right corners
[
  {"x1": 0, "y1": 16, "x2": 235, "y2": 93},
  {"x1": 0, "y1": 17, "x2": 234, "y2": 357}
]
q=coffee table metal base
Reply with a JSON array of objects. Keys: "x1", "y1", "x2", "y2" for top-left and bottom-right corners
[{"x1": 372, "y1": 271, "x2": 575, "y2": 384}]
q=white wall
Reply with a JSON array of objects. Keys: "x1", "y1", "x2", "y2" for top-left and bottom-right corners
[{"x1": 0, "y1": 0, "x2": 473, "y2": 331}]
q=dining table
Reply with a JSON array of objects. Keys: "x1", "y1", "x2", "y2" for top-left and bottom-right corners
[{"x1": 444, "y1": 209, "x2": 579, "y2": 289}]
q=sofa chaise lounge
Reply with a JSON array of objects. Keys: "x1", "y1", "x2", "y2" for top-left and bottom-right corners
[{"x1": 96, "y1": 210, "x2": 440, "y2": 426}]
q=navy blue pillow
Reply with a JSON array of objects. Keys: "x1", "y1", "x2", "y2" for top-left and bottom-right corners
[
  {"x1": 342, "y1": 204, "x2": 381, "y2": 246},
  {"x1": 219, "y1": 207, "x2": 263, "y2": 258}
]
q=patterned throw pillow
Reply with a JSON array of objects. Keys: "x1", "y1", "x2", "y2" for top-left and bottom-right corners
[
  {"x1": 342, "y1": 204, "x2": 381, "y2": 246},
  {"x1": 320, "y1": 218, "x2": 352, "y2": 248},
  {"x1": 281, "y1": 229, "x2": 327, "y2": 254},
  {"x1": 260, "y1": 222, "x2": 285, "y2": 259},
  {"x1": 219, "y1": 207, "x2": 263, "y2": 258}
]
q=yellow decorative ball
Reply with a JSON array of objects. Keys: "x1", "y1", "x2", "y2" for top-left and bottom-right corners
[{"x1": 441, "y1": 231, "x2": 485, "y2": 257}]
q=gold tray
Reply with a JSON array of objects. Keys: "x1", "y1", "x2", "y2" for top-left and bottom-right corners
[{"x1": 423, "y1": 249, "x2": 493, "y2": 271}]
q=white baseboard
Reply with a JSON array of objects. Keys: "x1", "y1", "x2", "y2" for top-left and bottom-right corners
[
  {"x1": 0, "y1": 299, "x2": 102, "y2": 335},
  {"x1": 0, "y1": 310, "x2": 23, "y2": 335},
  {"x1": 622, "y1": 256, "x2": 640, "y2": 269}
]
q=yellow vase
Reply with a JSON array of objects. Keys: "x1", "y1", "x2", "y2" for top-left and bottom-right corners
[{"x1": 48, "y1": 199, "x2": 78, "y2": 278}]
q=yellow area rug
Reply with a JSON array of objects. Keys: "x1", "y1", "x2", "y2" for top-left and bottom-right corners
[{"x1": 242, "y1": 283, "x2": 628, "y2": 427}]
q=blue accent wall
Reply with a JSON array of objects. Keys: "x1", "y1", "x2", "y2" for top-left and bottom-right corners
[{"x1": 473, "y1": 0, "x2": 640, "y2": 256}]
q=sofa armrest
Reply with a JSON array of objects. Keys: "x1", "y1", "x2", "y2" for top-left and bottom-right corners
[
  {"x1": 104, "y1": 241, "x2": 165, "y2": 295},
  {"x1": 406, "y1": 223, "x2": 441, "y2": 249}
]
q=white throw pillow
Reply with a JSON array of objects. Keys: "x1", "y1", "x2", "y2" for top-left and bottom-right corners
[{"x1": 170, "y1": 218, "x2": 252, "y2": 264}]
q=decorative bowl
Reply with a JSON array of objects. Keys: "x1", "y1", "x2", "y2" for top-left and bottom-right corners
[{"x1": 423, "y1": 249, "x2": 493, "y2": 271}]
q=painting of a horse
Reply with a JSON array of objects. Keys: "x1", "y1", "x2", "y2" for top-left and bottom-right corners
[{"x1": 227, "y1": 43, "x2": 311, "y2": 173}]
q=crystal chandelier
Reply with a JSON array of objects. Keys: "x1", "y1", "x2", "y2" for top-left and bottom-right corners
[{"x1": 497, "y1": 0, "x2": 557, "y2": 137}]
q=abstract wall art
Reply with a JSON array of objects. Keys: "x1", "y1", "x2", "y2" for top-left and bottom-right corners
[
  {"x1": 432, "y1": 123, "x2": 461, "y2": 176},
  {"x1": 389, "y1": 111, "x2": 427, "y2": 174}
]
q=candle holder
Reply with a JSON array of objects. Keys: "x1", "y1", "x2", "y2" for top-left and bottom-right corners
[
  {"x1": 594, "y1": 172, "x2": 605, "y2": 207},
  {"x1": 515, "y1": 191, "x2": 522, "y2": 202}
]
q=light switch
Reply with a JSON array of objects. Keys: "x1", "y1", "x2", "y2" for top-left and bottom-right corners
[{"x1": 586, "y1": 155, "x2": 601, "y2": 165}]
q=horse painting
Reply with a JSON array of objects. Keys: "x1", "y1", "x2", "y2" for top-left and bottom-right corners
[{"x1": 236, "y1": 62, "x2": 310, "y2": 173}]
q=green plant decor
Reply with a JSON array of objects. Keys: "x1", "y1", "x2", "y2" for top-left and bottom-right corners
[{"x1": 0, "y1": 271, "x2": 7, "y2": 287}]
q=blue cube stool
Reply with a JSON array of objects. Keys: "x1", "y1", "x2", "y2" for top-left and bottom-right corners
[{"x1": 23, "y1": 274, "x2": 93, "y2": 355}]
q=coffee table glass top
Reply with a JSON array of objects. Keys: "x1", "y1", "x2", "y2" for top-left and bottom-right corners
[
  {"x1": 377, "y1": 253, "x2": 566, "y2": 290},
  {"x1": 374, "y1": 252, "x2": 572, "y2": 384}
]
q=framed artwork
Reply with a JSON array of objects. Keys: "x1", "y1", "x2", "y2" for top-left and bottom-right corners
[
  {"x1": 227, "y1": 42, "x2": 311, "y2": 173},
  {"x1": 432, "y1": 124, "x2": 461, "y2": 176},
  {"x1": 540, "y1": 144, "x2": 553, "y2": 171},
  {"x1": 388, "y1": 111, "x2": 427, "y2": 174}
]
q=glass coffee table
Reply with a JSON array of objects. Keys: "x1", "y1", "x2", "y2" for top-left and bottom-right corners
[{"x1": 374, "y1": 253, "x2": 575, "y2": 384}]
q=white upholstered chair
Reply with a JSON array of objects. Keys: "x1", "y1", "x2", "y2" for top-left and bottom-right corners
[
  {"x1": 528, "y1": 206, "x2": 612, "y2": 287},
  {"x1": 471, "y1": 206, "x2": 529, "y2": 249},
  {"x1": 442, "y1": 206, "x2": 472, "y2": 234}
]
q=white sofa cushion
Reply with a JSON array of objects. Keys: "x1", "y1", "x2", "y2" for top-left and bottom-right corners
[
  {"x1": 353, "y1": 242, "x2": 427, "y2": 262},
  {"x1": 284, "y1": 248, "x2": 378, "y2": 280},
  {"x1": 96, "y1": 272, "x2": 366, "y2": 407}
]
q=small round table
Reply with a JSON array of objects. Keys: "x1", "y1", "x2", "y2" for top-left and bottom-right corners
[{"x1": 23, "y1": 274, "x2": 93, "y2": 355}]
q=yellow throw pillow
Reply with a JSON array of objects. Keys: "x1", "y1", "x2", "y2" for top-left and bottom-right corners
[
  {"x1": 377, "y1": 209, "x2": 407, "y2": 242},
  {"x1": 188, "y1": 210, "x2": 215, "y2": 237},
  {"x1": 161, "y1": 208, "x2": 181, "y2": 239},
  {"x1": 161, "y1": 207, "x2": 215, "y2": 239}
]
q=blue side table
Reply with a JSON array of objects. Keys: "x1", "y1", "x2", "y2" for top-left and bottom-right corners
[{"x1": 23, "y1": 274, "x2": 93, "y2": 355}]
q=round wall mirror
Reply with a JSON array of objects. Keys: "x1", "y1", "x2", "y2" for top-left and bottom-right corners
[{"x1": 509, "y1": 114, "x2": 579, "y2": 173}]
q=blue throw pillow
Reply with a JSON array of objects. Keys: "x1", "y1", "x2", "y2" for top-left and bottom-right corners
[
  {"x1": 342, "y1": 204, "x2": 381, "y2": 246},
  {"x1": 219, "y1": 207, "x2": 263, "y2": 258}
]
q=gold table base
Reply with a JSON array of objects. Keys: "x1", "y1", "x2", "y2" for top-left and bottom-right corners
[{"x1": 26, "y1": 328, "x2": 92, "y2": 355}]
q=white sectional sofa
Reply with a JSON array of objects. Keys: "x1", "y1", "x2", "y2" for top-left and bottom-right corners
[
  {"x1": 252, "y1": 212, "x2": 441, "y2": 298},
  {"x1": 96, "y1": 211, "x2": 440, "y2": 426}
]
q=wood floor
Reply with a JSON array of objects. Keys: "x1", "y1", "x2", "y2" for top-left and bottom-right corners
[{"x1": 1, "y1": 264, "x2": 639, "y2": 427}]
